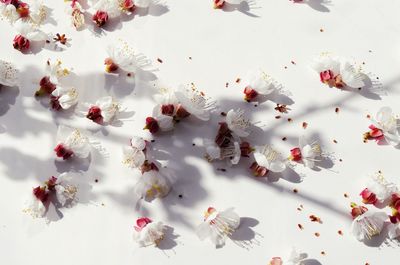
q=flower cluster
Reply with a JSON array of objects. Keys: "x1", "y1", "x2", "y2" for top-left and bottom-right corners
[
  {"x1": 24, "y1": 173, "x2": 78, "y2": 218},
  {"x1": 351, "y1": 173, "x2": 400, "y2": 241},
  {"x1": 122, "y1": 136, "x2": 171, "y2": 202},
  {"x1": 83, "y1": 96, "x2": 123, "y2": 125},
  {"x1": 204, "y1": 109, "x2": 254, "y2": 166},
  {"x1": 311, "y1": 53, "x2": 367, "y2": 89},
  {"x1": 54, "y1": 125, "x2": 106, "y2": 161},
  {"x1": 144, "y1": 83, "x2": 216, "y2": 134},
  {"x1": 34, "y1": 59, "x2": 79, "y2": 111}
]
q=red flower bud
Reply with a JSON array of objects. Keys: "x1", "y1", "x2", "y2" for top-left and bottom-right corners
[
  {"x1": 240, "y1": 142, "x2": 253, "y2": 157},
  {"x1": 350, "y1": 205, "x2": 368, "y2": 219},
  {"x1": 104, "y1": 58, "x2": 119, "y2": 73},
  {"x1": 175, "y1": 104, "x2": 190, "y2": 120},
  {"x1": 46, "y1": 176, "x2": 58, "y2": 190},
  {"x1": 13, "y1": 34, "x2": 30, "y2": 51},
  {"x1": 215, "y1": 122, "x2": 233, "y2": 147},
  {"x1": 243, "y1": 86, "x2": 258, "y2": 102},
  {"x1": 33, "y1": 186, "x2": 48, "y2": 202},
  {"x1": 289, "y1": 147, "x2": 302, "y2": 161},
  {"x1": 390, "y1": 193, "x2": 400, "y2": 212},
  {"x1": 360, "y1": 188, "x2": 378, "y2": 205},
  {"x1": 16, "y1": 2, "x2": 30, "y2": 18},
  {"x1": 144, "y1": 117, "x2": 159, "y2": 134},
  {"x1": 54, "y1": 144, "x2": 74, "y2": 160},
  {"x1": 122, "y1": 0, "x2": 135, "y2": 12},
  {"x1": 161, "y1": 104, "x2": 175, "y2": 116},
  {"x1": 86, "y1": 106, "x2": 103, "y2": 124},
  {"x1": 250, "y1": 162, "x2": 269, "y2": 177},
  {"x1": 50, "y1": 96, "x2": 62, "y2": 110},
  {"x1": 140, "y1": 160, "x2": 159, "y2": 174},
  {"x1": 92, "y1": 10, "x2": 109, "y2": 27},
  {"x1": 213, "y1": 0, "x2": 225, "y2": 9}
]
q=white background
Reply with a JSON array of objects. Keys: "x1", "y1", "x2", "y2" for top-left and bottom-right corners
[{"x1": 1, "y1": 0, "x2": 400, "y2": 264}]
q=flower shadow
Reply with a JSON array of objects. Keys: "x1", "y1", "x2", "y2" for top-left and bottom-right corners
[
  {"x1": 0, "y1": 85, "x2": 19, "y2": 116},
  {"x1": 157, "y1": 225, "x2": 179, "y2": 250},
  {"x1": 302, "y1": 0, "x2": 331, "y2": 12},
  {"x1": 222, "y1": 0, "x2": 260, "y2": 18},
  {"x1": 230, "y1": 217, "x2": 262, "y2": 247}
]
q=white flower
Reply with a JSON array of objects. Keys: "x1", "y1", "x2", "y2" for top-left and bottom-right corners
[
  {"x1": 204, "y1": 139, "x2": 241, "y2": 165},
  {"x1": 134, "y1": 170, "x2": 171, "y2": 201},
  {"x1": 370, "y1": 106, "x2": 400, "y2": 146},
  {"x1": 246, "y1": 69, "x2": 279, "y2": 96},
  {"x1": 365, "y1": 173, "x2": 398, "y2": 204},
  {"x1": 133, "y1": 219, "x2": 166, "y2": 247},
  {"x1": 51, "y1": 86, "x2": 79, "y2": 110},
  {"x1": 65, "y1": 1, "x2": 85, "y2": 29},
  {"x1": 254, "y1": 145, "x2": 286, "y2": 173},
  {"x1": 45, "y1": 59, "x2": 70, "y2": 84},
  {"x1": 311, "y1": 53, "x2": 365, "y2": 89},
  {"x1": 88, "y1": 96, "x2": 121, "y2": 123},
  {"x1": 0, "y1": 3, "x2": 19, "y2": 23},
  {"x1": 55, "y1": 125, "x2": 102, "y2": 159},
  {"x1": 388, "y1": 222, "x2": 400, "y2": 240},
  {"x1": 226, "y1": 108, "x2": 251, "y2": 137},
  {"x1": 122, "y1": 136, "x2": 146, "y2": 169},
  {"x1": 14, "y1": 19, "x2": 47, "y2": 41},
  {"x1": 23, "y1": 192, "x2": 46, "y2": 218},
  {"x1": 27, "y1": 0, "x2": 48, "y2": 25},
  {"x1": 105, "y1": 40, "x2": 151, "y2": 73},
  {"x1": 350, "y1": 211, "x2": 387, "y2": 241},
  {"x1": 298, "y1": 135, "x2": 322, "y2": 169},
  {"x1": 54, "y1": 173, "x2": 78, "y2": 207},
  {"x1": 0, "y1": 59, "x2": 18, "y2": 87},
  {"x1": 174, "y1": 84, "x2": 216, "y2": 121},
  {"x1": 91, "y1": 0, "x2": 120, "y2": 17},
  {"x1": 151, "y1": 105, "x2": 175, "y2": 131},
  {"x1": 130, "y1": 136, "x2": 146, "y2": 150},
  {"x1": 196, "y1": 207, "x2": 240, "y2": 247}
]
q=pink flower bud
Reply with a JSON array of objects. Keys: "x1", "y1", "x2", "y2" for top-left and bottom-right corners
[
  {"x1": 360, "y1": 188, "x2": 378, "y2": 205},
  {"x1": 92, "y1": 10, "x2": 109, "y2": 27},
  {"x1": 13, "y1": 34, "x2": 30, "y2": 51},
  {"x1": 269, "y1": 257, "x2": 283, "y2": 265},
  {"x1": 134, "y1": 217, "x2": 152, "y2": 231}
]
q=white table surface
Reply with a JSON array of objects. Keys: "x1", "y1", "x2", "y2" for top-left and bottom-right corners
[{"x1": 1, "y1": 0, "x2": 400, "y2": 264}]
